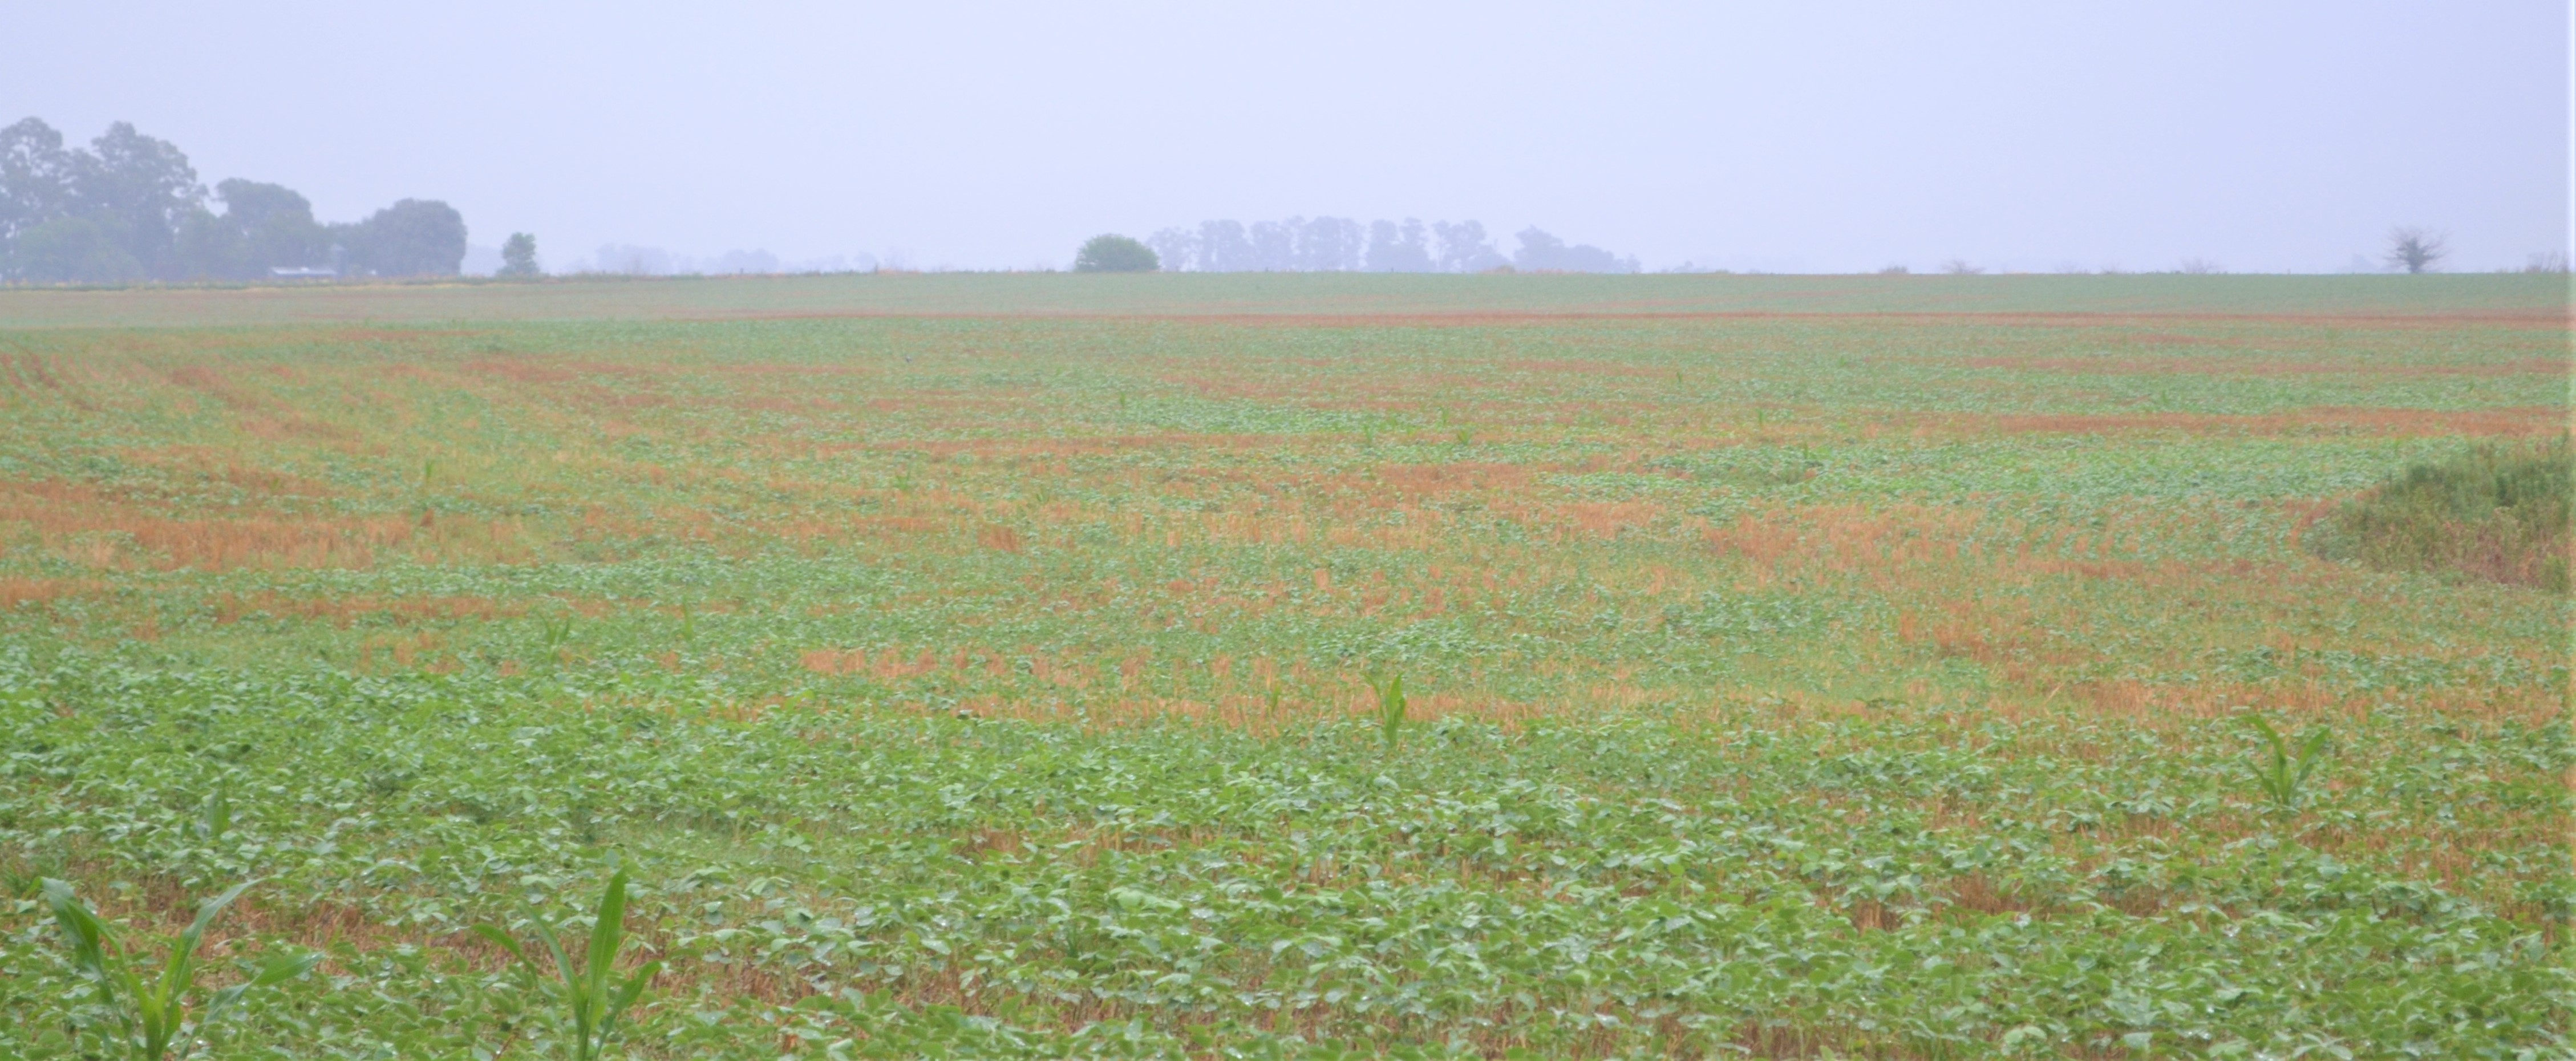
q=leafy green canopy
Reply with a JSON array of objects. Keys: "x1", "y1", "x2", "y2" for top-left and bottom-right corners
[
  {"x1": 1072, "y1": 233, "x2": 1158, "y2": 273},
  {"x1": 500, "y1": 232, "x2": 541, "y2": 277},
  {"x1": 0, "y1": 116, "x2": 467, "y2": 282}
]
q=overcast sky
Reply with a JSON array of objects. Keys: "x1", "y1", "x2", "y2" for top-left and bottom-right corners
[{"x1": 9, "y1": 2, "x2": 2567, "y2": 272}]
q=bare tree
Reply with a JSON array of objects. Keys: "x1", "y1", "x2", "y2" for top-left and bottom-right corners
[
  {"x1": 2177, "y1": 258, "x2": 2223, "y2": 275},
  {"x1": 2385, "y1": 228, "x2": 2447, "y2": 274},
  {"x1": 1939, "y1": 258, "x2": 1982, "y2": 275}
]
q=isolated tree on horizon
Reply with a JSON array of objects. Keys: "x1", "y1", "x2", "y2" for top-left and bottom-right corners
[
  {"x1": 2385, "y1": 227, "x2": 2448, "y2": 274},
  {"x1": 499, "y1": 232, "x2": 540, "y2": 277},
  {"x1": 1073, "y1": 233, "x2": 1157, "y2": 272}
]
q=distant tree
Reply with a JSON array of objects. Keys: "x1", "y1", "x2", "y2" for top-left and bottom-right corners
[
  {"x1": 587, "y1": 243, "x2": 673, "y2": 275},
  {"x1": 1296, "y1": 217, "x2": 1363, "y2": 271},
  {"x1": 1, "y1": 118, "x2": 473, "y2": 285},
  {"x1": 1365, "y1": 218, "x2": 1434, "y2": 272},
  {"x1": 175, "y1": 179, "x2": 330, "y2": 279},
  {"x1": 220, "y1": 180, "x2": 329, "y2": 273},
  {"x1": 1432, "y1": 221, "x2": 1505, "y2": 273},
  {"x1": 0, "y1": 118, "x2": 72, "y2": 254},
  {"x1": 1877, "y1": 264, "x2": 1910, "y2": 275},
  {"x1": 2177, "y1": 258, "x2": 2224, "y2": 275},
  {"x1": 1145, "y1": 217, "x2": 1639, "y2": 274},
  {"x1": 1198, "y1": 220, "x2": 1251, "y2": 272},
  {"x1": 344, "y1": 199, "x2": 467, "y2": 277},
  {"x1": 1248, "y1": 221, "x2": 1294, "y2": 270},
  {"x1": 1511, "y1": 228, "x2": 1637, "y2": 273},
  {"x1": 14, "y1": 216, "x2": 144, "y2": 283},
  {"x1": 1939, "y1": 259, "x2": 1983, "y2": 275},
  {"x1": 68, "y1": 122, "x2": 204, "y2": 279},
  {"x1": 1072, "y1": 233, "x2": 1157, "y2": 272},
  {"x1": 2385, "y1": 228, "x2": 2447, "y2": 274},
  {"x1": 499, "y1": 232, "x2": 540, "y2": 277},
  {"x1": 173, "y1": 206, "x2": 246, "y2": 279},
  {"x1": 1145, "y1": 227, "x2": 1198, "y2": 272}
]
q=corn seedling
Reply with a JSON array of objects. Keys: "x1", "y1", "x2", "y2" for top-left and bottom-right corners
[
  {"x1": 1370, "y1": 672, "x2": 1407, "y2": 747},
  {"x1": 195, "y1": 782, "x2": 229, "y2": 844},
  {"x1": 540, "y1": 614, "x2": 576, "y2": 651},
  {"x1": 2244, "y1": 715, "x2": 2331, "y2": 814},
  {"x1": 43, "y1": 878, "x2": 319, "y2": 1061},
  {"x1": 475, "y1": 865, "x2": 662, "y2": 1061}
]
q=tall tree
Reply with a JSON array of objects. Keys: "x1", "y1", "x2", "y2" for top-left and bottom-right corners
[
  {"x1": 2385, "y1": 227, "x2": 2448, "y2": 274},
  {"x1": 1249, "y1": 220, "x2": 1294, "y2": 271},
  {"x1": 0, "y1": 118, "x2": 72, "y2": 251},
  {"x1": 13, "y1": 216, "x2": 144, "y2": 283},
  {"x1": 500, "y1": 232, "x2": 540, "y2": 277},
  {"x1": 1298, "y1": 217, "x2": 1362, "y2": 271},
  {"x1": 223, "y1": 180, "x2": 330, "y2": 274},
  {"x1": 1145, "y1": 227, "x2": 1197, "y2": 272},
  {"x1": 69, "y1": 122, "x2": 204, "y2": 279},
  {"x1": 1512, "y1": 228, "x2": 1637, "y2": 273},
  {"x1": 1433, "y1": 221, "x2": 1504, "y2": 273},
  {"x1": 1197, "y1": 220, "x2": 1250, "y2": 272},
  {"x1": 1365, "y1": 218, "x2": 1433, "y2": 272},
  {"x1": 173, "y1": 205, "x2": 246, "y2": 279},
  {"x1": 345, "y1": 199, "x2": 467, "y2": 277},
  {"x1": 176, "y1": 179, "x2": 331, "y2": 279}
]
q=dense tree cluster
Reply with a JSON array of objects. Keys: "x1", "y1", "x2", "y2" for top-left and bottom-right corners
[
  {"x1": 1145, "y1": 217, "x2": 1636, "y2": 273},
  {"x1": 0, "y1": 117, "x2": 468, "y2": 284}
]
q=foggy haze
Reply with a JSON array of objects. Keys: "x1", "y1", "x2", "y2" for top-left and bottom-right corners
[{"x1": 6, "y1": 2, "x2": 2566, "y2": 274}]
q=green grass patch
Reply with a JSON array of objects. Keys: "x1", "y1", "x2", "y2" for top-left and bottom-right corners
[{"x1": 2310, "y1": 438, "x2": 2572, "y2": 592}]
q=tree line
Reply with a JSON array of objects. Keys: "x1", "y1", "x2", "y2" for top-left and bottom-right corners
[
  {"x1": 1141, "y1": 218, "x2": 1637, "y2": 273},
  {"x1": 0, "y1": 118, "x2": 467, "y2": 284}
]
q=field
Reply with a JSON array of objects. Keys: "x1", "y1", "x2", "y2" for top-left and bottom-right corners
[{"x1": 0, "y1": 274, "x2": 2567, "y2": 1058}]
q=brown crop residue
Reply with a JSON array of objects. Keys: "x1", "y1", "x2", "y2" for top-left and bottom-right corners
[
  {"x1": 1369, "y1": 462, "x2": 1536, "y2": 498},
  {"x1": 463, "y1": 358, "x2": 581, "y2": 386},
  {"x1": 0, "y1": 479, "x2": 413, "y2": 571},
  {"x1": 1959, "y1": 355, "x2": 2567, "y2": 378},
  {"x1": 0, "y1": 577, "x2": 104, "y2": 609},
  {"x1": 1502, "y1": 359, "x2": 1676, "y2": 377},
  {"x1": 1925, "y1": 406, "x2": 2564, "y2": 438}
]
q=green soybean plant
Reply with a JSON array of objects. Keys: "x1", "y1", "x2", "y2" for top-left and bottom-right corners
[
  {"x1": 2244, "y1": 715, "x2": 2331, "y2": 814},
  {"x1": 1370, "y1": 671, "x2": 1408, "y2": 748},
  {"x1": 43, "y1": 878, "x2": 319, "y2": 1061},
  {"x1": 475, "y1": 865, "x2": 662, "y2": 1061}
]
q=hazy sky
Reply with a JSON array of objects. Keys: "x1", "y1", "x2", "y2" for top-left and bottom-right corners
[{"x1": 10, "y1": 2, "x2": 2567, "y2": 272}]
